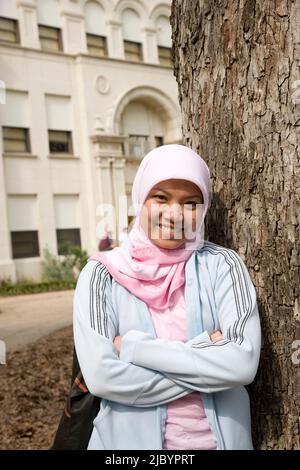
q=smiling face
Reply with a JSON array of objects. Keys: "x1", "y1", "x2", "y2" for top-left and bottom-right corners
[{"x1": 139, "y1": 179, "x2": 204, "y2": 249}]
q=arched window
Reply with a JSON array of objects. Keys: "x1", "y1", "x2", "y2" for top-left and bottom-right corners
[
  {"x1": 84, "y1": 1, "x2": 107, "y2": 57},
  {"x1": 156, "y1": 15, "x2": 172, "y2": 67},
  {"x1": 121, "y1": 100, "x2": 165, "y2": 159},
  {"x1": 121, "y1": 99, "x2": 165, "y2": 226},
  {"x1": 122, "y1": 8, "x2": 142, "y2": 62}
]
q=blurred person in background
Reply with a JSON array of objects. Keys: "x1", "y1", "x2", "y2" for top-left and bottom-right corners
[{"x1": 98, "y1": 229, "x2": 115, "y2": 251}]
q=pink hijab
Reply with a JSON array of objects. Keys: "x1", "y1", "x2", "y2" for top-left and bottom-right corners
[{"x1": 89, "y1": 144, "x2": 212, "y2": 311}]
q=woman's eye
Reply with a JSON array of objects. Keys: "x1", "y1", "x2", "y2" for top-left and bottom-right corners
[
  {"x1": 153, "y1": 195, "x2": 167, "y2": 201},
  {"x1": 185, "y1": 202, "x2": 198, "y2": 209}
]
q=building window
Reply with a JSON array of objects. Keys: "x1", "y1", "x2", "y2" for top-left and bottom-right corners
[
  {"x1": 158, "y1": 47, "x2": 172, "y2": 67},
  {"x1": 56, "y1": 228, "x2": 81, "y2": 255},
  {"x1": 86, "y1": 34, "x2": 107, "y2": 57},
  {"x1": 0, "y1": 17, "x2": 19, "y2": 44},
  {"x1": 39, "y1": 25, "x2": 62, "y2": 52},
  {"x1": 3, "y1": 127, "x2": 31, "y2": 153},
  {"x1": 11, "y1": 231, "x2": 40, "y2": 259},
  {"x1": 124, "y1": 40, "x2": 142, "y2": 62},
  {"x1": 49, "y1": 130, "x2": 72, "y2": 154},
  {"x1": 155, "y1": 136, "x2": 164, "y2": 147},
  {"x1": 128, "y1": 135, "x2": 150, "y2": 159}
]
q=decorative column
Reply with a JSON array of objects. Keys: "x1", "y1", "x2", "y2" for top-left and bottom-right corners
[
  {"x1": 142, "y1": 27, "x2": 159, "y2": 64},
  {"x1": 0, "y1": 129, "x2": 16, "y2": 281},
  {"x1": 111, "y1": 157, "x2": 127, "y2": 239},
  {"x1": 17, "y1": 0, "x2": 40, "y2": 49},
  {"x1": 106, "y1": 20, "x2": 124, "y2": 59},
  {"x1": 60, "y1": 11, "x2": 87, "y2": 54},
  {"x1": 91, "y1": 132, "x2": 127, "y2": 244}
]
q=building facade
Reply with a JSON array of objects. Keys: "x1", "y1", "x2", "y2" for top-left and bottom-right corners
[{"x1": 0, "y1": 0, "x2": 182, "y2": 282}]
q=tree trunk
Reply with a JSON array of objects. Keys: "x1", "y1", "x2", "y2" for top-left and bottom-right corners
[{"x1": 171, "y1": 0, "x2": 300, "y2": 449}]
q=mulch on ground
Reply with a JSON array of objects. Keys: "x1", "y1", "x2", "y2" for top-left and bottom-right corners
[{"x1": 0, "y1": 326, "x2": 73, "y2": 450}]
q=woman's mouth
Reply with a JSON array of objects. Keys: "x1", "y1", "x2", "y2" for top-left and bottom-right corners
[{"x1": 158, "y1": 223, "x2": 183, "y2": 236}]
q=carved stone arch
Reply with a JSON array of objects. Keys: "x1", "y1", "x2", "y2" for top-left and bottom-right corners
[
  {"x1": 149, "y1": 2, "x2": 171, "y2": 24},
  {"x1": 113, "y1": 0, "x2": 149, "y2": 22},
  {"x1": 80, "y1": 0, "x2": 113, "y2": 15},
  {"x1": 111, "y1": 86, "x2": 181, "y2": 142}
]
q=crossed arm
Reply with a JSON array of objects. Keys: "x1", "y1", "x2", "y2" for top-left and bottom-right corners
[
  {"x1": 113, "y1": 330, "x2": 224, "y2": 354},
  {"x1": 74, "y1": 256, "x2": 261, "y2": 407}
]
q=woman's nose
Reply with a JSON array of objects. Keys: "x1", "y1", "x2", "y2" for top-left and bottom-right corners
[{"x1": 162, "y1": 203, "x2": 183, "y2": 225}]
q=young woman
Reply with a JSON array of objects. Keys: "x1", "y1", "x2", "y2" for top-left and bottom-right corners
[{"x1": 73, "y1": 144, "x2": 261, "y2": 450}]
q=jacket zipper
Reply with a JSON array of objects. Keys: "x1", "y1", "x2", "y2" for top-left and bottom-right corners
[
  {"x1": 138, "y1": 262, "x2": 226, "y2": 450},
  {"x1": 191, "y1": 253, "x2": 226, "y2": 450}
]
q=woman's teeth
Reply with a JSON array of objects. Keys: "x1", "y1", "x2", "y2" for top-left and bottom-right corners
[{"x1": 158, "y1": 224, "x2": 183, "y2": 235}]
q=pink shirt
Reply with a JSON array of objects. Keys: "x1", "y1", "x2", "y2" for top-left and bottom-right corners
[{"x1": 148, "y1": 286, "x2": 217, "y2": 450}]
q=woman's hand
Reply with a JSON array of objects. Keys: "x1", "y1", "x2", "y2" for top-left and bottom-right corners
[
  {"x1": 114, "y1": 336, "x2": 122, "y2": 355},
  {"x1": 210, "y1": 330, "x2": 224, "y2": 343}
]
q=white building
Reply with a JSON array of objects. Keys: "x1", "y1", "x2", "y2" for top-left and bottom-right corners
[{"x1": 0, "y1": 0, "x2": 182, "y2": 282}]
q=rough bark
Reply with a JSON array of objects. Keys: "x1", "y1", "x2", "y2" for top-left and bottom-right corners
[{"x1": 171, "y1": 0, "x2": 300, "y2": 449}]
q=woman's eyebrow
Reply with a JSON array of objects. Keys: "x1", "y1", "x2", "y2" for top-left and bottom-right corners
[
  {"x1": 152, "y1": 188, "x2": 170, "y2": 195},
  {"x1": 152, "y1": 188, "x2": 202, "y2": 199}
]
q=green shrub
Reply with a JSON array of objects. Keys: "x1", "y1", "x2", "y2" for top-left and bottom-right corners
[
  {"x1": 41, "y1": 248, "x2": 75, "y2": 282},
  {"x1": 0, "y1": 279, "x2": 76, "y2": 296},
  {"x1": 41, "y1": 245, "x2": 88, "y2": 283},
  {"x1": 0, "y1": 245, "x2": 88, "y2": 296},
  {"x1": 0, "y1": 277, "x2": 12, "y2": 288},
  {"x1": 62, "y1": 243, "x2": 89, "y2": 273}
]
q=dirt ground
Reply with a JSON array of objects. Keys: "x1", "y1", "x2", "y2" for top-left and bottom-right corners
[{"x1": 0, "y1": 326, "x2": 73, "y2": 450}]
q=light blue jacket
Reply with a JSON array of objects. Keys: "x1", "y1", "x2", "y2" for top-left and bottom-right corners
[{"x1": 73, "y1": 240, "x2": 261, "y2": 450}]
